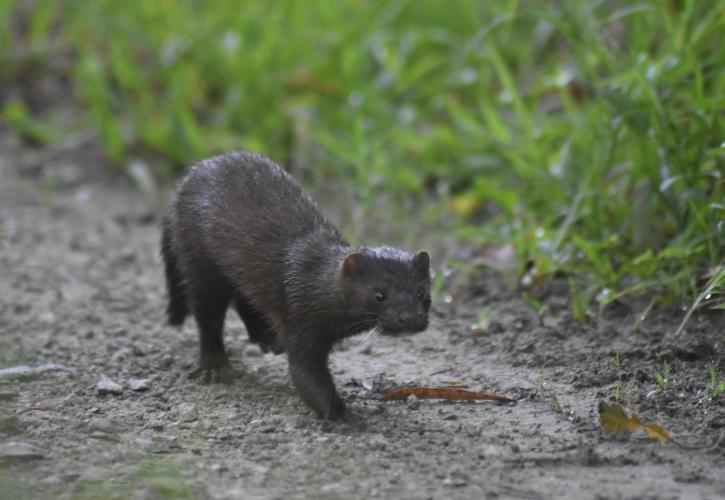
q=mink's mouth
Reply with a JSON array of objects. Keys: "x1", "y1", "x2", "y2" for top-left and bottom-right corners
[{"x1": 378, "y1": 322, "x2": 429, "y2": 336}]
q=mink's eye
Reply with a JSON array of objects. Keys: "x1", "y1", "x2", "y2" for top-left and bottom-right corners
[
  {"x1": 374, "y1": 291, "x2": 386, "y2": 303},
  {"x1": 417, "y1": 290, "x2": 427, "y2": 300}
]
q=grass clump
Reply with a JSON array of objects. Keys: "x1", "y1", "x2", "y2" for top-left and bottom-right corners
[{"x1": 1, "y1": 0, "x2": 722, "y2": 316}]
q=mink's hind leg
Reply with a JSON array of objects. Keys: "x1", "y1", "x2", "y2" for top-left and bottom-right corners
[
  {"x1": 188, "y1": 279, "x2": 236, "y2": 383},
  {"x1": 233, "y1": 295, "x2": 284, "y2": 354}
]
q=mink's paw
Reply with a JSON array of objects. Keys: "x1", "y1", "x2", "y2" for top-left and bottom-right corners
[
  {"x1": 321, "y1": 395, "x2": 346, "y2": 421},
  {"x1": 188, "y1": 353, "x2": 239, "y2": 384}
]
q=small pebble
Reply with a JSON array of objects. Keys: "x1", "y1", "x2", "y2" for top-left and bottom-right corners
[
  {"x1": 442, "y1": 476, "x2": 468, "y2": 487},
  {"x1": 129, "y1": 378, "x2": 151, "y2": 392},
  {"x1": 175, "y1": 403, "x2": 198, "y2": 423},
  {"x1": 95, "y1": 378, "x2": 123, "y2": 396}
]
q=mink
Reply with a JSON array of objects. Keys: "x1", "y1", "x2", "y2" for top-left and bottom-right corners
[{"x1": 160, "y1": 152, "x2": 431, "y2": 419}]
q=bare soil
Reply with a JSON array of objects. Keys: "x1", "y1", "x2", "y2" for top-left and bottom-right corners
[{"x1": 1, "y1": 142, "x2": 724, "y2": 500}]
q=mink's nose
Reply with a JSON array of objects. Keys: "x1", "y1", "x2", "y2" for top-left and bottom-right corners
[{"x1": 397, "y1": 313, "x2": 412, "y2": 326}]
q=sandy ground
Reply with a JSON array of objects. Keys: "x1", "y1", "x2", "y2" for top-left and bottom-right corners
[{"x1": 1, "y1": 144, "x2": 724, "y2": 500}]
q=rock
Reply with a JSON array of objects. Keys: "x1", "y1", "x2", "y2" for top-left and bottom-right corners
[
  {"x1": 95, "y1": 377, "x2": 123, "y2": 396},
  {"x1": 406, "y1": 394, "x2": 420, "y2": 410},
  {"x1": 443, "y1": 475, "x2": 468, "y2": 487},
  {"x1": 173, "y1": 402, "x2": 198, "y2": 423},
  {"x1": 129, "y1": 378, "x2": 151, "y2": 392},
  {"x1": 0, "y1": 441, "x2": 45, "y2": 461},
  {"x1": 0, "y1": 365, "x2": 34, "y2": 380}
]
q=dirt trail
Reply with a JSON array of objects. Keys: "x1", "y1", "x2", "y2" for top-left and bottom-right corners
[{"x1": 1, "y1": 147, "x2": 723, "y2": 499}]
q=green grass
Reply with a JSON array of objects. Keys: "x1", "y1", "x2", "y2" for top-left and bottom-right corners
[
  {"x1": 536, "y1": 376, "x2": 564, "y2": 414},
  {"x1": 652, "y1": 359, "x2": 671, "y2": 395},
  {"x1": 709, "y1": 364, "x2": 725, "y2": 398},
  {"x1": 1, "y1": 0, "x2": 723, "y2": 316},
  {"x1": 612, "y1": 353, "x2": 624, "y2": 402}
]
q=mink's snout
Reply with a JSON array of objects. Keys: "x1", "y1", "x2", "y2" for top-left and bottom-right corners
[
  {"x1": 396, "y1": 312, "x2": 429, "y2": 331},
  {"x1": 380, "y1": 310, "x2": 429, "y2": 335}
]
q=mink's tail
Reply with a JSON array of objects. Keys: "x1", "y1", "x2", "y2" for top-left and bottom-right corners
[{"x1": 161, "y1": 217, "x2": 188, "y2": 326}]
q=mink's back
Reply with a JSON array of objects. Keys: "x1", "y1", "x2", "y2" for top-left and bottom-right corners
[
  {"x1": 169, "y1": 152, "x2": 347, "y2": 316},
  {"x1": 176, "y1": 152, "x2": 339, "y2": 243}
]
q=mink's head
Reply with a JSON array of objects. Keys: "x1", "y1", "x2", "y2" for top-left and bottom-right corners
[{"x1": 340, "y1": 247, "x2": 431, "y2": 335}]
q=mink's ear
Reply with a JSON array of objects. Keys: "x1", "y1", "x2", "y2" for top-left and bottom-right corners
[
  {"x1": 341, "y1": 252, "x2": 372, "y2": 278},
  {"x1": 412, "y1": 250, "x2": 430, "y2": 276}
]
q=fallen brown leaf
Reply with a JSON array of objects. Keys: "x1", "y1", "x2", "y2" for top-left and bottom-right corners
[
  {"x1": 19, "y1": 403, "x2": 55, "y2": 414},
  {"x1": 381, "y1": 387, "x2": 514, "y2": 403}
]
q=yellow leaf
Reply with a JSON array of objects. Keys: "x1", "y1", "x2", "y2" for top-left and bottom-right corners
[
  {"x1": 599, "y1": 402, "x2": 631, "y2": 435},
  {"x1": 627, "y1": 413, "x2": 641, "y2": 433},
  {"x1": 640, "y1": 422, "x2": 670, "y2": 443},
  {"x1": 598, "y1": 401, "x2": 670, "y2": 443}
]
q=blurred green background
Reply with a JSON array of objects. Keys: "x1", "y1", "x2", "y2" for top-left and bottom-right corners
[{"x1": 1, "y1": 0, "x2": 723, "y2": 315}]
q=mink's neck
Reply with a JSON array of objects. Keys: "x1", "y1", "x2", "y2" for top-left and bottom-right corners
[{"x1": 284, "y1": 231, "x2": 375, "y2": 339}]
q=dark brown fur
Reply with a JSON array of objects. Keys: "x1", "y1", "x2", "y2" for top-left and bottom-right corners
[{"x1": 161, "y1": 152, "x2": 431, "y2": 419}]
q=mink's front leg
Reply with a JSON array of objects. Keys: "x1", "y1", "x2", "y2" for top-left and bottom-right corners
[{"x1": 287, "y1": 340, "x2": 345, "y2": 420}]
